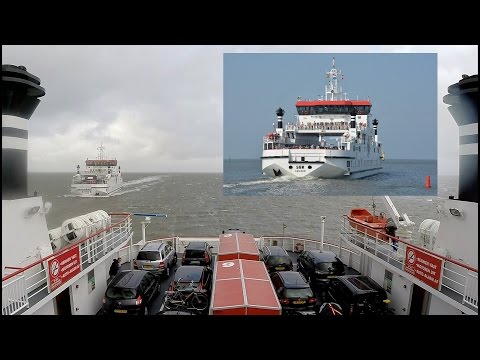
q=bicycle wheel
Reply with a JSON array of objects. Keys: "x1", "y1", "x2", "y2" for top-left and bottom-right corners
[
  {"x1": 164, "y1": 292, "x2": 183, "y2": 310},
  {"x1": 190, "y1": 293, "x2": 209, "y2": 311}
]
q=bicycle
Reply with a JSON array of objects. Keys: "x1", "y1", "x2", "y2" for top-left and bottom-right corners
[{"x1": 163, "y1": 279, "x2": 209, "y2": 312}]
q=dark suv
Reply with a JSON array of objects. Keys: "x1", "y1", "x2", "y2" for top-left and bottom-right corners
[
  {"x1": 297, "y1": 250, "x2": 345, "y2": 284},
  {"x1": 325, "y1": 275, "x2": 393, "y2": 315},
  {"x1": 182, "y1": 241, "x2": 213, "y2": 266},
  {"x1": 270, "y1": 271, "x2": 317, "y2": 314},
  {"x1": 260, "y1": 246, "x2": 293, "y2": 273},
  {"x1": 103, "y1": 270, "x2": 160, "y2": 315}
]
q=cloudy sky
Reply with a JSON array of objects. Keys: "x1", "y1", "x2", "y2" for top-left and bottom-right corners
[{"x1": 2, "y1": 45, "x2": 477, "y2": 175}]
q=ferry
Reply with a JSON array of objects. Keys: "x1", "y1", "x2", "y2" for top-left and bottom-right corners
[
  {"x1": 262, "y1": 58, "x2": 383, "y2": 178},
  {"x1": 2, "y1": 64, "x2": 477, "y2": 315},
  {"x1": 71, "y1": 143, "x2": 123, "y2": 197}
]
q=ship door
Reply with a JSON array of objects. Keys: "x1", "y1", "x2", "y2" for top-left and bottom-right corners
[
  {"x1": 55, "y1": 287, "x2": 72, "y2": 315},
  {"x1": 409, "y1": 284, "x2": 430, "y2": 315}
]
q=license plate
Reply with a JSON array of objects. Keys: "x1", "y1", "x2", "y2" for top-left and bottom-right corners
[
  {"x1": 143, "y1": 265, "x2": 153, "y2": 269},
  {"x1": 190, "y1": 261, "x2": 200, "y2": 265},
  {"x1": 275, "y1": 266, "x2": 285, "y2": 270},
  {"x1": 293, "y1": 300, "x2": 305, "y2": 305},
  {"x1": 114, "y1": 309, "x2": 127, "y2": 314}
]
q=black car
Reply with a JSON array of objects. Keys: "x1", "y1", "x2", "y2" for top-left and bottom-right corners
[
  {"x1": 182, "y1": 241, "x2": 213, "y2": 266},
  {"x1": 270, "y1": 271, "x2": 317, "y2": 314},
  {"x1": 169, "y1": 265, "x2": 213, "y2": 294},
  {"x1": 103, "y1": 270, "x2": 160, "y2": 315},
  {"x1": 325, "y1": 275, "x2": 393, "y2": 315},
  {"x1": 297, "y1": 250, "x2": 345, "y2": 285},
  {"x1": 260, "y1": 246, "x2": 293, "y2": 273}
]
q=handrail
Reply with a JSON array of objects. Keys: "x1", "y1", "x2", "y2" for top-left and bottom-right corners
[
  {"x1": 2, "y1": 213, "x2": 131, "y2": 282},
  {"x1": 344, "y1": 214, "x2": 478, "y2": 273}
]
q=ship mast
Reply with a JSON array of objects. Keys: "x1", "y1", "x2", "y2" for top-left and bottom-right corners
[
  {"x1": 97, "y1": 142, "x2": 105, "y2": 160},
  {"x1": 325, "y1": 57, "x2": 343, "y2": 101}
]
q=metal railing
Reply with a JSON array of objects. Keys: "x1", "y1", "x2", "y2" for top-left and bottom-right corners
[
  {"x1": 340, "y1": 215, "x2": 478, "y2": 312},
  {"x1": 2, "y1": 213, "x2": 132, "y2": 315}
]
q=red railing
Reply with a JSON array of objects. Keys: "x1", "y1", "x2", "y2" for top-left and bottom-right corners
[{"x1": 2, "y1": 213, "x2": 131, "y2": 282}]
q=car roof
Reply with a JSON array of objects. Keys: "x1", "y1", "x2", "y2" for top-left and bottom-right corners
[
  {"x1": 174, "y1": 266, "x2": 205, "y2": 282},
  {"x1": 276, "y1": 271, "x2": 309, "y2": 288},
  {"x1": 110, "y1": 270, "x2": 148, "y2": 288},
  {"x1": 307, "y1": 250, "x2": 338, "y2": 262},
  {"x1": 186, "y1": 241, "x2": 207, "y2": 249},
  {"x1": 140, "y1": 242, "x2": 166, "y2": 251},
  {"x1": 264, "y1": 246, "x2": 288, "y2": 256},
  {"x1": 336, "y1": 275, "x2": 385, "y2": 295}
]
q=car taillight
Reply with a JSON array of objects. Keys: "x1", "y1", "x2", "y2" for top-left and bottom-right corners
[
  {"x1": 102, "y1": 297, "x2": 106, "y2": 304},
  {"x1": 159, "y1": 261, "x2": 165, "y2": 268},
  {"x1": 205, "y1": 252, "x2": 209, "y2": 263},
  {"x1": 279, "y1": 299, "x2": 290, "y2": 305},
  {"x1": 308, "y1": 297, "x2": 316, "y2": 304},
  {"x1": 135, "y1": 295, "x2": 143, "y2": 306},
  {"x1": 182, "y1": 253, "x2": 186, "y2": 264},
  {"x1": 133, "y1": 260, "x2": 138, "y2": 269}
]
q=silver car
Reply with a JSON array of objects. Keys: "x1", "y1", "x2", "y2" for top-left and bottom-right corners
[{"x1": 134, "y1": 242, "x2": 177, "y2": 277}]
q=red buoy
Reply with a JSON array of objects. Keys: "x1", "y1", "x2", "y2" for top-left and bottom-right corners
[{"x1": 426, "y1": 175, "x2": 431, "y2": 188}]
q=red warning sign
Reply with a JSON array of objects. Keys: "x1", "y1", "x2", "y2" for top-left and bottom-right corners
[
  {"x1": 404, "y1": 245, "x2": 443, "y2": 290},
  {"x1": 48, "y1": 246, "x2": 81, "y2": 292}
]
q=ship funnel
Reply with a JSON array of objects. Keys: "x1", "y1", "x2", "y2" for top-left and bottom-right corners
[
  {"x1": 275, "y1": 107, "x2": 284, "y2": 129},
  {"x1": 2, "y1": 65, "x2": 46, "y2": 200},
  {"x1": 443, "y1": 74, "x2": 478, "y2": 203}
]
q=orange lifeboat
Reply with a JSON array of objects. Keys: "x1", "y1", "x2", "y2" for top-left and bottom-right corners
[{"x1": 347, "y1": 208, "x2": 392, "y2": 242}]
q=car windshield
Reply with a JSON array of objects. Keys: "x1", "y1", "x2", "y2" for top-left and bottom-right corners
[
  {"x1": 284, "y1": 288, "x2": 313, "y2": 299},
  {"x1": 137, "y1": 251, "x2": 160, "y2": 261},
  {"x1": 267, "y1": 256, "x2": 291, "y2": 266},
  {"x1": 106, "y1": 287, "x2": 137, "y2": 299},
  {"x1": 185, "y1": 249, "x2": 205, "y2": 258},
  {"x1": 316, "y1": 261, "x2": 344, "y2": 272}
]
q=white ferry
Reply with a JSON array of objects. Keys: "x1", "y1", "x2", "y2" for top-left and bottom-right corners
[
  {"x1": 262, "y1": 58, "x2": 383, "y2": 178},
  {"x1": 71, "y1": 143, "x2": 123, "y2": 197}
]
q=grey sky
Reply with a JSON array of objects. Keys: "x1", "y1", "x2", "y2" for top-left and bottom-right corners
[{"x1": 2, "y1": 45, "x2": 477, "y2": 175}]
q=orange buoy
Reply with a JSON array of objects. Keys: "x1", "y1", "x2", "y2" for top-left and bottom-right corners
[{"x1": 426, "y1": 175, "x2": 431, "y2": 188}]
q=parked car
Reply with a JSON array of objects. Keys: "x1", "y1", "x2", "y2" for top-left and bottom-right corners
[
  {"x1": 297, "y1": 250, "x2": 345, "y2": 285},
  {"x1": 168, "y1": 265, "x2": 213, "y2": 294},
  {"x1": 325, "y1": 275, "x2": 393, "y2": 315},
  {"x1": 182, "y1": 241, "x2": 213, "y2": 266},
  {"x1": 134, "y1": 241, "x2": 177, "y2": 277},
  {"x1": 260, "y1": 246, "x2": 293, "y2": 273},
  {"x1": 270, "y1": 271, "x2": 317, "y2": 314},
  {"x1": 103, "y1": 270, "x2": 160, "y2": 315}
]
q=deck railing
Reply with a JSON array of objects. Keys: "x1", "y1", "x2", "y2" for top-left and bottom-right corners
[
  {"x1": 2, "y1": 214, "x2": 132, "y2": 315},
  {"x1": 340, "y1": 215, "x2": 478, "y2": 312}
]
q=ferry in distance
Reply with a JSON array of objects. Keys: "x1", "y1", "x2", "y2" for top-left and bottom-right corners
[
  {"x1": 262, "y1": 58, "x2": 384, "y2": 178},
  {"x1": 71, "y1": 143, "x2": 123, "y2": 197}
]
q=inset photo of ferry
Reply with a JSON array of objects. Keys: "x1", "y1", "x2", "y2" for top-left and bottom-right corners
[{"x1": 223, "y1": 53, "x2": 438, "y2": 196}]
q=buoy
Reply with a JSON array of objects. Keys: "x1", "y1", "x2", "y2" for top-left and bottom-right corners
[{"x1": 426, "y1": 175, "x2": 431, "y2": 188}]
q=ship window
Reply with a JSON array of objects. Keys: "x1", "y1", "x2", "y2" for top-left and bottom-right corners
[
  {"x1": 301, "y1": 157, "x2": 305, "y2": 162},
  {"x1": 289, "y1": 166, "x2": 293, "y2": 169},
  {"x1": 264, "y1": 144, "x2": 267, "y2": 150},
  {"x1": 347, "y1": 161, "x2": 350, "y2": 167},
  {"x1": 308, "y1": 165, "x2": 312, "y2": 169},
  {"x1": 268, "y1": 143, "x2": 272, "y2": 150},
  {"x1": 67, "y1": 223, "x2": 74, "y2": 231},
  {"x1": 66, "y1": 232, "x2": 77, "y2": 241}
]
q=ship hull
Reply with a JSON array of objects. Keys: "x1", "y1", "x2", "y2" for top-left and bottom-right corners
[
  {"x1": 261, "y1": 150, "x2": 382, "y2": 179},
  {"x1": 70, "y1": 180, "x2": 123, "y2": 197}
]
